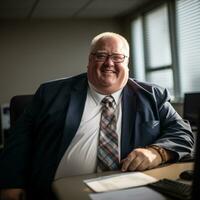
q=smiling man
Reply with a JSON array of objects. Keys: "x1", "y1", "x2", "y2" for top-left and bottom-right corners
[
  {"x1": 87, "y1": 33, "x2": 129, "y2": 94},
  {"x1": 0, "y1": 32, "x2": 194, "y2": 200}
]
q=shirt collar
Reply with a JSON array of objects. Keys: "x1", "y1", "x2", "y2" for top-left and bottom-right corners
[{"x1": 88, "y1": 82, "x2": 122, "y2": 106}]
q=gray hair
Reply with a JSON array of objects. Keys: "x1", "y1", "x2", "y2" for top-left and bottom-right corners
[{"x1": 90, "y1": 32, "x2": 130, "y2": 56}]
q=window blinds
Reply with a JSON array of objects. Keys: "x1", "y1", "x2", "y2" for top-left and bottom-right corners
[
  {"x1": 144, "y1": 4, "x2": 172, "y2": 68},
  {"x1": 131, "y1": 17, "x2": 145, "y2": 81},
  {"x1": 176, "y1": 0, "x2": 200, "y2": 94}
]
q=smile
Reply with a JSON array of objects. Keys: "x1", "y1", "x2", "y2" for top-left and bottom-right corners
[{"x1": 101, "y1": 69, "x2": 116, "y2": 74}]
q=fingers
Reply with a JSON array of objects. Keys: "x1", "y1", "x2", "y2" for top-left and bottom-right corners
[
  {"x1": 121, "y1": 148, "x2": 162, "y2": 172},
  {"x1": 121, "y1": 152, "x2": 137, "y2": 172}
]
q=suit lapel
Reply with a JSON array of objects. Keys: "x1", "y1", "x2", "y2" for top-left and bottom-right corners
[
  {"x1": 121, "y1": 83, "x2": 138, "y2": 159},
  {"x1": 57, "y1": 77, "x2": 88, "y2": 162}
]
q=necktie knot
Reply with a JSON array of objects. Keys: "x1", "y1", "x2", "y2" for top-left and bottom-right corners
[{"x1": 101, "y1": 96, "x2": 116, "y2": 109}]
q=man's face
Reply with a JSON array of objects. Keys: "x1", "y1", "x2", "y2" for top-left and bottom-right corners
[{"x1": 87, "y1": 37, "x2": 129, "y2": 94}]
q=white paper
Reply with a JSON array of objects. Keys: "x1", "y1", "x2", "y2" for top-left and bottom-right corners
[
  {"x1": 84, "y1": 172, "x2": 157, "y2": 192},
  {"x1": 89, "y1": 187, "x2": 167, "y2": 200}
]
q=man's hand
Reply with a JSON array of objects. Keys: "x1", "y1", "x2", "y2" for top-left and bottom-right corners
[
  {"x1": 0, "y1": 188, "x2": 25, "y2": 200},
  {"x1": 121, "y1": 147, "x2": 163, "y2": 172}
]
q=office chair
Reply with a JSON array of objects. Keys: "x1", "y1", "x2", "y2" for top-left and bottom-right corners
[
  {"x1": 183, "y1": 92, "x2": 200, "y2": 131},
  {"x1": 10, "y1": 95, "x2": 33, "y2": 128}
]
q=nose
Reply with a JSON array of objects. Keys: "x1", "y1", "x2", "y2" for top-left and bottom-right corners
[{"x1": 103, "y1": 56, "x2": 115, "y2": 66}]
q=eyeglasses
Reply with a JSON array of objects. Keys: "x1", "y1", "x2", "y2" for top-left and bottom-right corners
[{"x1": 91, "y1": 53, "x2": 128, "y2": 63}]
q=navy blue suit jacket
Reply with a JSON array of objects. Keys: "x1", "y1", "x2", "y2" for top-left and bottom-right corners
[{"x1": 0, "y1": 73, "x2": 194, "y2": 194}]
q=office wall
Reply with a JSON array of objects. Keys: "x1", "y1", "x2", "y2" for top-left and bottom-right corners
[{"x1": 0, "y1": 19, "x2": 121, "y2": 105}]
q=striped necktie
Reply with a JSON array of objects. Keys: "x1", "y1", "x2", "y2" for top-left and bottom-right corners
[{"x1": 97, "y1": 95, "x2": 119, "y2": 171}]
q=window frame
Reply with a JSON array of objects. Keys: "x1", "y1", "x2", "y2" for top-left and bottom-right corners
[{"x1": 130, "y1": 0, "x2": 181, "y2": 101}]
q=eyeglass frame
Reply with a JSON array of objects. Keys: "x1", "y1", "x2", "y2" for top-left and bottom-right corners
[{"x1": 91, "y1": 52, "x2": 128, "y2": 63}]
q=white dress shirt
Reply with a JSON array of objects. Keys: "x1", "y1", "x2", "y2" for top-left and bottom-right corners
[{"x1": 54, "y1": 84, "x2": 122, "y2": 179}]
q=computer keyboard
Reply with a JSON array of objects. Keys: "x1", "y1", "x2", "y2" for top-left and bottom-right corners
[{"x1": 148, "y1": 178, "x2": 192, "y2": 200}]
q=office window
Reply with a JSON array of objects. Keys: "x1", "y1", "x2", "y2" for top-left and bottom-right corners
[
  {"x1": 131, "y1": 0, "x2": 200, "y2": 100},
  {"x1": 131, "y1": 3, "x2": 174, "y2": 96},
  {"x1": 147, "y1": 69, "x2": 173, "y2": 92},
  {"x1": 144, "y1": 4, "x2": 174, "y2": 95},
  {"x1": 131, "y1": 17, "x2": 145, "y2": 82},
  {"x1": 176, "y1": 0, "x2": 200, "y2": 95},
  {"x1": 144, "y1": 5, "x2": 172, "y2": 68}
]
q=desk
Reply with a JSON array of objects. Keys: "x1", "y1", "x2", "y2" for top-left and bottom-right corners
[{"x1": 53, "y1": 162, "x2": 193, "y2": 200}]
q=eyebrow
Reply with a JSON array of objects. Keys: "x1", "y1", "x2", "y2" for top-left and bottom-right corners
[{"x1": 95, "y1": 51, "x2": 123, "y2": 54}]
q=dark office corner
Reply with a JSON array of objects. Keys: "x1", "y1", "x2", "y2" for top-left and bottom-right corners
[
  {"x1": 191, "y1": 109, "x2": 200, "y2": 200},
  {"x1": 183, "y1": 93, "x2": 200, "y2": 131}
]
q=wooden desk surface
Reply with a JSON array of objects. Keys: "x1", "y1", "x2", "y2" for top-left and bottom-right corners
[{"x1": 52, "y1": 162, "x2": 193, "y2": 200}]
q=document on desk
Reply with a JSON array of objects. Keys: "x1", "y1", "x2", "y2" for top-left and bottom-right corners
[
  {"x1": 84, "y1": 172, "x2": 157, "y2": 193},
  {"x1": 89, "y1": 186, "x2": 167, "y2": 200}
]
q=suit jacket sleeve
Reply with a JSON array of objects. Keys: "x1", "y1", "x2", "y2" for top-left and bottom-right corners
[{"x1": 151, "y1": 87, "x2": 194, "y2": 160}]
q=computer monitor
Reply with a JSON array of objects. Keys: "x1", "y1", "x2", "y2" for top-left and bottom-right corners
[
  {"x1": 183, "y1": 92, "x2": 200, "y2": 131},
  {"x1": 191, "y1": 109, "x2": 200, "y2": 199}
]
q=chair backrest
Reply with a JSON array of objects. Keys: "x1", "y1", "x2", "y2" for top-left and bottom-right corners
[
  {"x1": 10, "y1": 95, "x2": 33, "y2": 128},
  {"x1": 183, "y1": 92, "x2": 200, "y2": 130}
]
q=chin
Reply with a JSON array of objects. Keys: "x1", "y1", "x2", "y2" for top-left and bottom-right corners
[
  {"x1": 102, "y1": 80, "x2": 116, "y2": 87},
  {"x1": 101, "y1": 75, "x2": 117, "y2": 83}
]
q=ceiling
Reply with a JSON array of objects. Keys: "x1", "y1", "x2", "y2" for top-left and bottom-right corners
[{"x1": 0, "y1": 0, "x2": 151, "y2": 19}]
